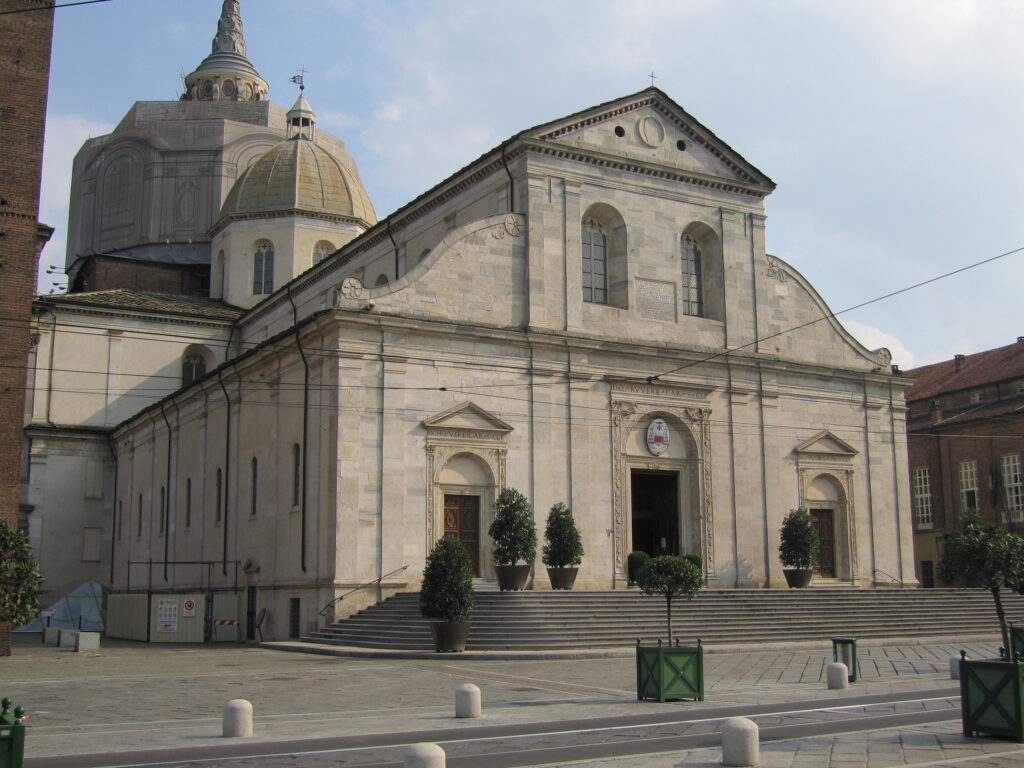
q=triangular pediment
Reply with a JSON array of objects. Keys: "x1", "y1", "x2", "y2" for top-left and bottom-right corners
[
  {"x1": 422, "y1": 400, "x2": 513, "y2": 433},
  {"x1": 794, "y1": 430, "x2": 858, "y2": 457},
  {"x1": 524, "y1": 88, "x2": 775, "y2": 195}
]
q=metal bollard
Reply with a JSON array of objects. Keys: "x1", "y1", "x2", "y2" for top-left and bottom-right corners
[
  {"x1": 222, "y1": 699, "x2": 253, "y2": 737},
  {"x1": 405, "y1": 742, "x2": 445, "y2": 768},
  {"x1": 826, "y1": 662, "x2": 848, "y2": 690},
  {"x1": 721, "y1": 716, "x2": 759, "y2": 766},
  {"x1": 455, "y1": 683, "x2": 481, "y2": 718}
]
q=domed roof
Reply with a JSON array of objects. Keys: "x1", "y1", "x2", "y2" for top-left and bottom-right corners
[{"x1": 216, "y1": 137, "x2": 377, "y2": 227}]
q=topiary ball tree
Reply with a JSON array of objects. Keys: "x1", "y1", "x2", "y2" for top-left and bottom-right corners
[
  {"x1": 939, "y1": 510, "x2": 1024, "y2": 656},
  {"x1": 637, "y1": 555, "x2": 703, "y2": 645},
  {"x1": 0, "y1": 518, "x2": 43, "y2": 656},
  {"x1": 488, "y1": 487, "x2": 537, "y2": 566},
  {"x1": 779, "y1": 508, "x2": 819, "y2": 570},
  {"x1": 542, "y1": 502, "x2": 584, "y2": 568},
  {"x1": 419, "y1": 536, "x2": 475, "y2": 623}
]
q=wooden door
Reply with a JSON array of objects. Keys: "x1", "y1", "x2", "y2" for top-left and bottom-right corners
[
  {"x1": 810, "y1": 508, "x2": 835, "y2": 578},
  {"x1": 444, "y1": 494, "x2": 480, "y2": 577}
]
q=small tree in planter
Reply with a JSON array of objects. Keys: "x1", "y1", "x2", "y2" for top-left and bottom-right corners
[
  {"x1": 0, "y1": 518, "x2": 43, "y2": 657},
  {"x1": 488, "y1": 488, "x2": 537, "y2": 590},
  {"x1": 779, "y1": 508, "x2": 819, "y2": 587},
  {"x1": 542, "y1": 502, "x2": 584, "y2": 589},
  {"x1": 635, "y1": 555, "x2": 705, "y2": 702},
  {"x1": 419, "y1": 536, "x2": 475, "y2": 652}
]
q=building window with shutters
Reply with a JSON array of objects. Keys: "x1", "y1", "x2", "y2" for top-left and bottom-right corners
[
  {"x1": 912, "y1": 467, "x2": 932, "y2": 528},
  {"x1": 959, "y1": 460, "x2": 978, "y2": 513},
  {"x1": 1003, "y1": 455, "x2": 1023, "y2": 522}
]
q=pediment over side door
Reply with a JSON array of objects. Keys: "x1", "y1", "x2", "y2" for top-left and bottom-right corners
[
  {"x1": 422, "y1": 400, "x2": 514, "y2": 436},
  {"x1": 794, "y1": 430, "x2": 859, "y2": 461}
]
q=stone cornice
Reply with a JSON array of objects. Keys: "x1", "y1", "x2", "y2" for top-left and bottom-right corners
[{"x1": 32, "y1": 300, "x2": 237, "y2": 329}]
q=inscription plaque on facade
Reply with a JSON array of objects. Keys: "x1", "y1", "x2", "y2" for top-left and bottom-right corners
[{"x1": 637, "y1": 279, "x2": 676, "y2": 322}]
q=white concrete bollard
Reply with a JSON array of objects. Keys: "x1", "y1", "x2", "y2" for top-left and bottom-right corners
[
  {"x1": 951, "y1": 656, "x2": 963, "y2": 680},
  {"x1": 405, "y1": 742, "x2": 445, "y2": 768},
  {"x1": 455, "y1": 683, "x2": 481, "y2": 718},
  {"x1": 42, "y1": 627, "x2": 61, "y2": 645},
  {"x1": 826, "y1": 662, "x2": 849, "y2": 690},
  {"x1": 75, "y1": 632, "x2": 100, "y2": 652},
  {"x1": 721, "y1": 716, "x2": 759, "y2": 767},
  {"x1": 222, "y1": 699, "x2": 253, "y2": 737},
  {"x1": 58, "y1": 629, "x2": 76, "y2": 648}
]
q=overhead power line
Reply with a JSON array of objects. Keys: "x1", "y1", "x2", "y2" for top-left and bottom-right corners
[{"x1": 0, "y1": 0, "x2": 113, "y2": 15}]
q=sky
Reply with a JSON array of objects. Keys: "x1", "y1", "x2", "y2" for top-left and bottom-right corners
[{"x1": 38, "y1": 0, "x2": 1024, "y2": 370}]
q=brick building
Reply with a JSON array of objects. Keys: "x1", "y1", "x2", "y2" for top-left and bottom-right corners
[
  {"x1": 0, "y1": 0, "x2": 55, "y2": 653},
  {"x1": 905, "y1": 339, "x2": 1024, "y2": 587}
]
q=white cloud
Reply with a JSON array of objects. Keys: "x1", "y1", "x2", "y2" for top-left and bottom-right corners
[{"x1": 842, "y1": 319, "x2": 917, "y2": 370}]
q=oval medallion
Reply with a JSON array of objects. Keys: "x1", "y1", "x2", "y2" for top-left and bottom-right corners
[{"x1": 646, "y1": 418, "x2": 670, "y2": 456}]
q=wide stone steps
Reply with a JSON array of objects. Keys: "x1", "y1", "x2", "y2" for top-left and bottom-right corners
[{"x1": 303, "y1": 589, "x2": 1024, "y2": 651}]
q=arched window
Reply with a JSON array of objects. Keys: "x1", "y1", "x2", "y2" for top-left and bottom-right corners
[
  {"x1": 250, "y1": 457, "x2": 258, "y2": 517},
  {"x1": 253, "y1": 240, "x2": 274, "y2": 294},
  {"x1": 101, "y1": 155, "x2": 139, "y2": 232},
  {"x1": 681, "y1": 234, "x2": 704, "y2": 317},
  {"x1": 374, "y1": 274, "x2": 390, "y2": 288},
  {"x1": 313, "y1": 241, "x2": 335, "y2": 264},
  {"x1": 582, "y1": 219, "x2": 608, "y2": 304},
  {"x1": 182, "y1": 352, "x2": 206, "y2": 387},
  {"x1": 292, "y1": 443, "x2": 301, "y2": 507}
]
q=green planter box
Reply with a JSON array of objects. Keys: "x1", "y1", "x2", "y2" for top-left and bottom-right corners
[
  {"x1": 960, "y1": 657, "x2": 1024, "y2": 742},
  {"x1": 636, "y1": 639, "x2": 704, "y2": 703},
  {"x1": 0, "y1": 698, "x2": 26, "y2": 768},
  {"x1": 1010, "y1": 624, "x2": 1024, "y2": 659}
]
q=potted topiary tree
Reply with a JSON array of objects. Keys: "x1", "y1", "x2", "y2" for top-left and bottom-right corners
[
  {"x1": 941, "y1": 511, "x2": 1024, "y2": 741},
  {"x1": 0, "y1": 518, "x2": 43, "y2": 657},
  {"x1": 635, "y1": 555, "x2": 705, "y2": 702},
  {"x1": 542, "y1": 502, "x2": 584, "y2": 590},
  {"x1": 488, "y1": 488, "x2": 536, "y2": 591},
  {"x1": 779, "y1": 508, "x2": 819, "y2": 588},
  {"x1": 419, "y1": 535, "x2": 475, "y2": 652},
  {"x1": 627, "y1": 551, "x2": 650, "y2": 585}
]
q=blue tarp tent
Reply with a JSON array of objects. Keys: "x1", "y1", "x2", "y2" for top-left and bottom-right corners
[{"x1": 16, "y1": 581, "x2": 104, "y2": 632}]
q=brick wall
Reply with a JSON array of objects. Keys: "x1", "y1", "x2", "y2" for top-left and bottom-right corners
[{"x1": 0, "y1": 0, "x2": 55, "y2": 653}]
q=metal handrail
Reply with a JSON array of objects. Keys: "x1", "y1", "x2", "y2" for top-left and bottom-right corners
[
  {"x1": 318, "y1": 565, "x2": 410, "y2": 617},
  {"x1": 872, "y1": 567, "x2": 905, "y2": 586}
]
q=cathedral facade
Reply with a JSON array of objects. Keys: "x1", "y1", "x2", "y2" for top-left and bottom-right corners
[{"x1": 25, "y1": 2, "x2": 916, "y2": 641}]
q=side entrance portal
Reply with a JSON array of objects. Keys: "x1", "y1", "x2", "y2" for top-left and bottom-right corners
[
  {"x1": 630, "y1": 470, "x2": 680, "y2": 557},
  {"x1": 444, "y1": 494, "x2": 481, "y2": 577},
  {"x1": 810, "y1": 508, "x2": 836, "y2": 578}
]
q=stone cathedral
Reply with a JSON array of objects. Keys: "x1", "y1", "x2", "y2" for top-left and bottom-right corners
[{"x1": 23, "y1": 1, "x2": 917, "y2": 641}]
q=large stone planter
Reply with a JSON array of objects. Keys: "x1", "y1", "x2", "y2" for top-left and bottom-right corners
[
  {"x1": 546, "y1": 567, "x2": 578, "y2": 590},
  {"x1": 960, "y1": 656, "x2": 1024, "y2": 742},
  {"x1": 783, "y1": 568, "x2": 813, "y2": 588},
  {"x1": 430, "y1": 621, "x2": 471, "y2": 652},
  {"x1": 495, "y1": 564, "x2": 531, "y2": 591},
  {"x1": 636, "y1": 639, "x2": 704, "y2": 702}
]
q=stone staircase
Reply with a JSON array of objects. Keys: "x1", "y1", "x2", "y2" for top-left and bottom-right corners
[{"x1": 304, "y1": 588, "x2": 1024, "y2": 651}]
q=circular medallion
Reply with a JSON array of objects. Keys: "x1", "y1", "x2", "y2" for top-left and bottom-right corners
[
  {"x1": 646, "y1": 418, "x2": 670, "y2": 456},
  {"x1": 638, "y1": 116, "x2": 665, "y2": 148}
]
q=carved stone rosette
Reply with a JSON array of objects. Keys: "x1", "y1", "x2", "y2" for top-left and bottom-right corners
[{"x1": 610, "y1": 400, "x2": 714, "y2": 578}]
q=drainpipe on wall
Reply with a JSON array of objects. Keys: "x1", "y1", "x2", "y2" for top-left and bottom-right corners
[
  {"x1": 500, "y1": 145, "x2": 515, "y2": 213},
  {"x1": 217, "y1": 370, "x2": 232, "y2": 577},
  {"x1": 386, "y1": 218, "x2": 400, "y2": 280},
  {"x1": 285, "y1": 285, "x2": 310, "y2": 573},
  {"x1": 159, "y1": 402, "x2": 173, "y2": 582},
  {"x1": 106, "y1": 433, "x2": 118, "y2": 585}
]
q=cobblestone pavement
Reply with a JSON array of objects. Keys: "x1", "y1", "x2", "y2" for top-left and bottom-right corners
[{"x1": 3, "y1": 636, "x2": 1020, "y2": 767}]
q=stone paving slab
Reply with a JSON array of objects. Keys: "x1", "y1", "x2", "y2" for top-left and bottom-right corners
[{"x1": 0, "y1": 635, "x2": 1013, "y2": 767}]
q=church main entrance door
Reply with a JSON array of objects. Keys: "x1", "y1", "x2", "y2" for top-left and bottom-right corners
[
  {"x1": 810, "y1": 508, "x2": 835, "y2": 577},
  {"x1": 444, "y1": 494, "x2": 480, "y2": 577},
  {"x1": 630, "y1": 470, "x2": 680, "y2": 556}
]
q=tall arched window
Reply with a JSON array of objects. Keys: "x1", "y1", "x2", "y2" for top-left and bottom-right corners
[
  {"x1": 681, "y1": 234, "x2": 704, "y2": 317},
  {"x1": 253, "y1": 240, "x2": 275, "y2": 294},
  {"x1": 292, "y1": 444, "x2": 301, "y2": 507},
  {"x1": 101, "y1": 155, "x2": 139, "y2": 231},
  {"x1": 182, "y1": 352, "x2": 206, "y2": 387},
  {"x1": 313, "y1": 241, "x2": 334, "y2": 264},
  {"x1": 250, "y1": 457, "x2": 258, "y2": 517},
  {"x1": 582, "y1": 219, "x2": 608, "y2": 304}
]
